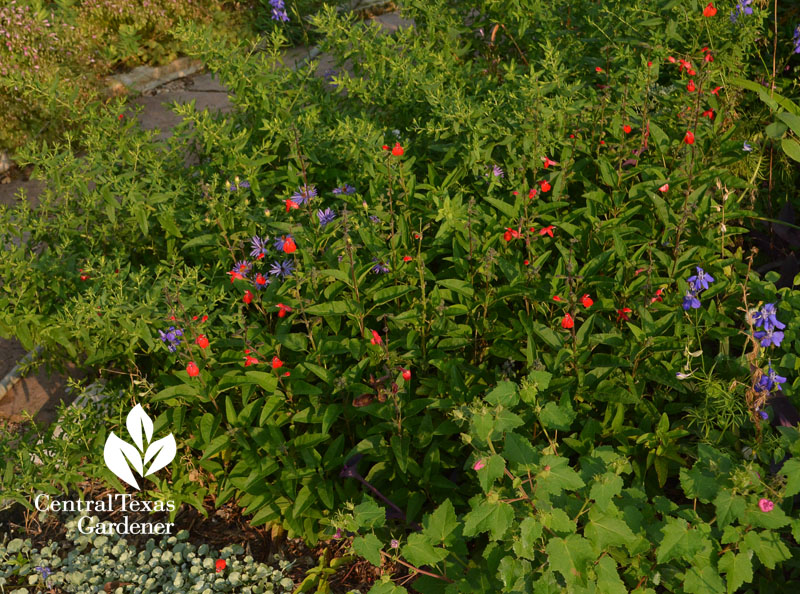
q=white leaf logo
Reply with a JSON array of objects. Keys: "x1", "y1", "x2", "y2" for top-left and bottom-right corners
[{"x1": 104, "y1": 404, "x2": 176, "y2": 489}]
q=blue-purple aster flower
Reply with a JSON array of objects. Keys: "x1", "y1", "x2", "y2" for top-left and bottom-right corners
[
  {"x1": 759, "y1": 410, "x2": 769, "y2": 420},
  {"x1": 371, "y1": 258, "x2": 389, "y2": 274},
  {"x1": 250, "y1": 236, "x2": 269, "y2": 259},
  {"x1": 317, "y1": 208, "x2": 337, "y2": 228},
  {"x1": 369, "y1": 215, "x2": 380, "y2": 224},
  {"x1": 270, "y1": 0, "x2": 289, "y2": 21},
  {"x1": 273, "y1": 235, "x2": 293, "y2": 251},
  {"x1": 682, "y1": 290, "x2": 701, "y2": 310},
  {"x1": 794, "y1": 26, "x2": 800, "y2": 54},
  {"x1": 333, "y1": 184, "x2": 356, "y2": 195},
  {"x1": 233, "y1": 260, "x2": 252, "y2": 277},
  {"x1": 239, "y1": 180, "x2": 250, "y2": 189},
  {"x1": 754, "y1": 327, "x2": 785, "y2": 348},
  {"x1": 687, "y1": 267, "x2": 714, "y2": 291},
  {"x1": 291, "y1": 184, "x2": 317, "y2": 205},
  {"x1": 758, "y1": 365, "x2": 787, "y2": 392},
  {"x1": 730, "y1": 0, "x2": 753, "y2": 23},
  {"x1": 269, "y1": 259, "x2": 295, "y2": 278},
  {"x1": 491, "y1": 164, "x2": 504, "y2": 178}
]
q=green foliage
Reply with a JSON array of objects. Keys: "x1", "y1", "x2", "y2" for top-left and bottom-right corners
[{"x1": 1, "y1": 0, "x2": 800, "y2": 590}]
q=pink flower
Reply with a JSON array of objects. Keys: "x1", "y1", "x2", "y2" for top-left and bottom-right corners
[
  {"x1": 759, "y1": 498, "x2": 774, "y2": 513},
  {"x1": 473, "y1": 459, "x2": 486, "y2": 471}
]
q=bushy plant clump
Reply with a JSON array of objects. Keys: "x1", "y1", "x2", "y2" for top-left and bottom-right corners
[{"x1": 2, "y1": 0, "x2": 800, "y2": 591}]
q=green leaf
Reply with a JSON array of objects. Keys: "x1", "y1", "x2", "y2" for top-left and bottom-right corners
[
  {"x1": 353, "y1": 500, "x2": 386, "y2": 530},
  {"x1": 742, "y1": 530, "x2": 791, "y2": 569},
  {"x1": 304, "y1": 301, "x2": 350, "y2": 316},
  {"x1": 353, "y1": 533, "x2": 383, "y2": 567},
  {"x1": 713, "y1": 490, "x2": 746, "y2": 528},
  {"x1": 656, "y1": 517, "x2": 703, "y2": 564},
  {"x1": 776, "y1": 111, "x2": 800, "y2": 136},
  {"x1": 462, "y1": 500, "x2": 514, "y2": 540},
  {"x1": 719, "y1": 551, "x2": 753, "y2": 594},
  {"x1": 423, "y1": 499, "x2": 458, "y2": 544},
  {"x1": 537, "y1": 455, "x2": 585, "y2": 497},
  {"x1": 371, "y1": 285, "x2": 414, "y2": 305},
  {"x1": 477, "y1": 455, "x2": 506, "y2": 492},
  {"x1": 503, "y1": 432, "x2": 539, "y2": 467},
  {"x1": 157, "y1": 211, "x2": 182, "y2": 237},
  {"x1": 484, "y1": 195, "x2": 517, "y2": 218},
  {"x1": 402, "y1": 533, "x2": 448, "y2": 567},
  {"x1": 181, "y1": 233, "x2": 218, "y2": 250},
  {"x1": 584, "y1": 506, "x2": 637, "y2": 553},
  {"x1": 539, "y1": 400, "x2": 576, "y2": 431},
  {"x1": 367, "y1": 579, "x2": 408, "y2": 594},
  {"x1": 485, "y1": 381, "x2": 519, "y2": 407},
  {"x1": 589, "y1": 473, "x2": 624, "y2": 511},
  {"x1": 545, "y1": 535, "x2": 594, "y2": 586},
  {"x1": 512, "y1": 517, "x2": 543, "y2": 560},
  {"x1": 683, "y1": 564, "x2": 725, "y2": 594},
  {"x1": 595, "y1": 556, "x2": 627, "y2": 594},
  {"x1": 780, "y1": 138, "x2": 800, "y2": 162},
  {"x1": 780, "y1": 458, "x2": 800, "y2": 497},
  {"x1": 292, "y1": 485, "x2": 315, "y2": 518}
]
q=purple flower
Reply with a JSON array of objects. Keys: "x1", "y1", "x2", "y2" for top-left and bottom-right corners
[
  {"x1": 35, "y1": 566, "x2": 52, "y2": 580},
  {"x1": 239, "y1": 180, "x2": 251, "y2": 189},
  {"x1": 333, "y1": 528, "x2": 343, "y2": 539},
  {"x1": 743, "y1": 141, "x2": 753, "y2": 152},
  {"x1": 371, "y1": 258, "x2": 389, "y2": 274},
  {"x1": 291, "y1": 184, "x2": 317, "y2": 205},
  {"x1": 158, "y1": 326, "x2": 183, "y2": 352},
  {"x1": 333, "y1": 184, "x2": 356, "y2": 195},
  {"x1": 317, "y1": 208, "x2": 336, "y2": 228},
  {"x1": 269, "y1": 259, "x2": 295, "y2": 278},
  {"x1": 250, "y1": 236, "x2": 269, "y2": 259},
  {"x1": 759, "y1": 303, "x2": 785, "y2": 331},
  {"x1": 369, "y1": 215, "x2": 380, "y2": 224},
  {"x1": 730, "y1": 0, "x2": 753, "y2": 23},
  {"x1": 683, "y1": 291, "x2": 701, "y2": 310},
  {"x1": 390, "y1": 539, "x2": 400, "y2": 549},
  {"x1": 491, "y1": 164, "x2": 504, "y2": 178},
  {"x1": 687, "y1": 267, "x2": 714, "y2": 291},
  {"x1": 273, "y1": 235, "x2": 293, "y2": 251},
  {"x1": 232, "y1": 260, "x2": 252, "y2": 277},
  {"x1": 758, "y1": 365, "x2": 787, "y2": 392},
  {"x1": 794, "y1": 26, "x2": 800, "y2": 54},
  {"x1": 754, "y1": 327, "x2": 785, "y2": 348},
  {"x1": 270, "y1": 0, "x2": 289, "y2": 21}
]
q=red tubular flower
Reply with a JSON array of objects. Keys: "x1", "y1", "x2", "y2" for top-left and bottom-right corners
[
  {"x1": 711, "y1": 86, "x2": 721, "y2": 95},
  {"x1": 523, "y1": 259, "x2": 529, "y2": 266},
  {"x1": 542, "y1": 156, "x2": 558, "y2": 168},
  {"x1": 216, "y1": 559, "x2": 226, "y2": 573},
  {"x1": 702, "y1": 109, "x2": 714, "y2": 119},
  {"x1": 244, "y1": 355, "x2": 259, "y2": 366},
  {"x1": 80, "y1": 275, "x2": 89, "y2": 281},
  {"x1": 702, "y1": 2, "x2": 717, "y2": 17},
  {"x1": 254, "y1": 274, "x2": 268, "y2": 288},
  {"x1": 228, "y1": 271, "x2": 245, "y2": 283},
  {"x1": 687, "y1": 80, "x2": 696, "y2": 92},
  {"x1": 196, "y1": 335, "x2": 209, "y2": 349},
  {"x1": 595, "y1": 66, "x2": 603, "y2": 72},
  {"x1": 623, "y1": 125, "x2": 632, "y2": 134},
  {"x1": 402, "y1": 256, "x2": 413, "y2": 262},
  {"x1": 382, "y1": 145, "x2": 389, "y2": 150},
  {"x1": 504, "y1": 228, "x2": 521, "y2": 242},
  {"x1": 401, "y1": 368, "x2": 411, "y2": 381},
  {"x1": 553, "y1": 295, "x2": 563, "y2": 302},
  {"x1": 540, "y1": 225, "x2": 555, "y2": 237},
  {"x1": 651, "y1": 288, "x2": 664, "y2": 303},
  {"x1": 243, "y1": 290, "x2": 253, "y2": 304},
  {"x1": 539, "y1": 180, "x2": 551, "y2": 192},
  {"x1": 528, "y1": 188, "x2": 537, "y2": 199},
  {"x1": 187, "y1": 362, "x2": 200, "y2": 377},
  {"x1": 561, "y1": 314, "x2": 574, "y2": 329},
  {"x1": 647, "y1": 61, "x2": 652, "y2": 67},
  {"x1": 667, "y1": 56, "x2": 676, "y2": 63},
  {"x1": 704, "y1": 53, "x2": 713, "y2": 63},
  {"x1": 659, "y1": 184, "x2": 669, "y2": 193},
  {"x1": 277, "y1": 303, "x2": 292, "y2": 317},
  {"x1": 285, "y1": 199, "x2": 299, "y2": 212},
  {"x1": 272, "y1": 356, "x2": 283, "y2": 369},
  {"x1": 687, "y1": 68, "x2": 696, "y2": 76},
  {"x1": 617, "y1": 308, "x2": 632, "y2": 321},
  {"x1": 684, "y1": 131, "x2": 695, "y2": 145},
  {"x1": 201, "y1": 315, "x2": 208, "y2": 323},
  {"x1": 392, "y1": 142, "x2": 404, "y2": 156},
  {"x1": 284, "y1": 371, "x2": 291, "y2": 377},
  {"x1": 581, "y1": 294, "x2": 594, "y2": 308},
  {"x1": 283, "y1": 238, "x2": 297, "y2": 254},
  {"x1": 370, "y1": 329, "x2": 382, "y2": 345}
]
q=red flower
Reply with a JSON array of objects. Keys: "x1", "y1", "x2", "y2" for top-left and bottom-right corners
[
  {"x1": 595, "y1": 66, "x2": 603, "y2": 72},
  {"x1": 702, "y1": 2, "x2": 717, "y2": 17},
  {"x1": 659, "y1": 183, "x2": 669, "y2": 193},
  {"x1": 704, "y1": 53, "x2": 713, "y2": 63},
  {"x1": 667, "y1": 56, "x2": 676, "y2": 63},
  {"x1": 561, "y1": 314, "x2": 574, "y2": 329},
  {"x1": 382, "y1": 145, "x2": 389, "y2": 150},
  {"x1": 229, "y1": 270, "x2": 245, "y2": 283},
  {"x1": 539, "y1": 225, "x2": 555, "y2": 237},
  {"x1": 600, "y1": 140, "x2": 606, "y2": 145},
  {"x1": 504, "y1": 228, "x2": 521, "y2": 242},
  {"x1": 118, "y1": 114, "x2": 124, "y2": 120},
  {"x1": 80, "y1": 274, "x2": 89, "y2": 281},
  {"x1": 702, "y1": 109, "x2": 714, "y2": 119},
  {"x1": 255, "y1": 273, "x2": 268, "y2": 288},
  {"x1": 623, "y1": 125, "x2": 632, "y2": 134},
  {"x1": 686, "y1": 80, "x2": 696, "y2": 92},
  {"x1": 392, "y1": 142, "x2": 404, "y2": 156},
  {"x1": 283, "y1": 371, "x2": 291, "y2": 377},
  {"x1": 216, "y1": 559, "x2": 226, "y2": 573},
  {"x1": 169, "y1": 315, "x2": 176, "y2": 321},
  {"x1": 277, "y1": 303, "x2": 292, "y2": 318},
  {"x1": 283, "y1": 237, "x2": 297, "y2": 254},
  {"x1": 647, "y1": 61, "x2": 652, "y2": 67},
  {"x1": 702, "y1": 46, "x2": 709, "y2": 53},
  {"x1": 187, "y1": 362, "x2": 200, "y2": 377},
  {"x1": 528, "y1": 188, "x2": 537, "y2": 199},
  {"x1": 523, "y1": 259, "x2": 529, "y2": 266},
  {"x1": 201, "y1": 315, "x2": 208, "y2": 323},
  {"x1": 244, "y1": 354, "x2": 259, "y2": 366},
  {"x1": 542, "y1": 156, "x2": 558, "y2": 168},
  {"x1": 687, "y1": 68, "x2": 696, "y2": 76},
  {"x1": 581, "y1": 294, "x2": 594, "y2": 308},
  {"x1": 651, "y1": 288, "x2": 664, "y2": 303},
  {"x1": 272, "y1": 356, "x2": 283, "y2": 369},
  {"x1": 401, "y1": 368, "x2": 411, "y2": 381},
  {"x1": 402, "y1": 256, "x2": 412, "y2": 262},
  {"x1": 196, "y1": 335, "x2": 209, "y2": 349},
  {"x1": 617, "y1": 308, "x2": 632, "y2": 321},
  {"x1": 539, "y1": 180, "x2": 551, "y2": 192},
  {"x1": 684, "y1": 131, "x2": 695, "y2": 145},
  {"x1": 243, "y1": 290, "x2": 253, "y2": 304},
  {"x1": 512, "y1": 190, "x2": 519, "y2": 195},
  {"x1": 370, "y1": 329, "x2": 382, "y2": 345},
  {"x1": 553, "y1": 295, "x2": 563, "y2": 302},
  {"x1": 711, "y1": 86, "x2": 721, "y2": 95},
  {"x1": 285, "y1": 199, "x2": 299, "y2": 212}
]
